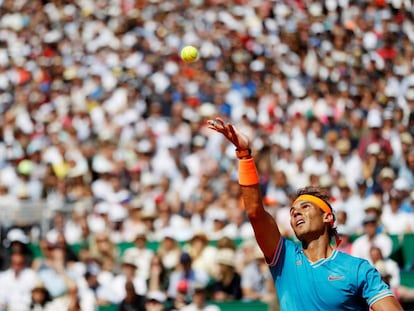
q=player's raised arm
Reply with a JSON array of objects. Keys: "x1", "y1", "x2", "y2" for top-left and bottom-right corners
[{"x1": 207, "y1": 117, "x2": 281, "y2": 260}]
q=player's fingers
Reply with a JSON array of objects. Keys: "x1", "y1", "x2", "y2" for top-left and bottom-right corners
[
  {"x1": 229, "y1": 124, "x2": 249, "y2": 149},
  {"x1": 207, "y1": 118, "x2": 227, "y2": 133}
]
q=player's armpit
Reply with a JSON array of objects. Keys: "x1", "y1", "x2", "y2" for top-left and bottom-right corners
[{"x1": 371, "y1": 296, "x2": 404, "y2": 311}]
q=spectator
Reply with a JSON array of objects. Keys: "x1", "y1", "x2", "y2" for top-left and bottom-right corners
[
  {"x1": 122, "y1": 229, "x2": 154, "y2": 281},
  {"x1": 35, "y1": 244, "x2": 73, "y2": 299},
  {"x1": 181, "y1": 283, "x2": 221, "y2": 311},
  {"x1": 29, "y1": 280, "x2": 52, "y2": 311},
  {"x1": 46, "y1": 280, "x2": 95, "y2": 311},
  {"x1": 363, "y1": 195, "x2": 384, "y2": 225},
  {"x1": 156, "y1": 232, "x2": 181, "y2": 276},
  {"x1": 351, "y1": 214, "x2": 394, "y2": 262},
  {"x1": 1, "y1": 228, "x2": 33, "y2": 270},
  {"x1": 118, "y1": 281, "x2": 146, "y2": 311},
  {"x1": 147, "y1": 254, "x2": 169, "y2": 293},
  {"x1": 183, "y1": 232, "x2": 217, "y2": 277},
  {"x1": 378, "y1": 167, "x2": 397, "y2": 204},
  {"x1": 110, "y1": 258, "x2": 147, "y2": 305},
  {"x1": 222, "y1": 206, "x2": 255, "y2": 240},
  {"x1": 375, "y1": 260, "x2": 414, "y2": 305},
  {"x1": 334, "y1": 176, "x2": 365, "y2": 234},
  {"x1": 382, "y1": 190, "x2": 414, "y2": 234},
  {"x1": 333, "y1": 139, "x2": 363, "y2": 189},
  {"x1": 369, "y1": 246, "x2": 400, "y2": 290},
  {"x1": 336, "y1": 225, "x2": 353, "y2": 255},
  {"x1": 0, "y1": 252, "x2": 37, "y2": 311},
  {"x1": 238, "y1": 241, "x2": 276, "y2": 304},
  {"x1": 394, "y1": 133, "x2": 413, "y2": 172},
  {"x1": 210, "y1": 248, "x2": 242, "y2": 302},
  {"x1": 302, "y1": 139, "x2": 328, "y2": 177},
  {"x1": 76, "y1": 262, "x2": 110, "y2": 307},
  {"x1": 167, "y1": 252, "x2": 209, "y2": 300},
  {"x1": 358, "y1": 110, "x2": 392, "y2": 161},
  {"x1": 122, "y1": 199, "x2": 146, "y2": 243},
  {"x1": 208, "y1": 213, "x2": 230, "y2": 241},
  {"x1": 88, "y1": 232, "x2": 118, "y2": 268},
  {"x1": 145, "y1": 291, "x2": 167, "y2": 311},
  {"x1": 399, "y1": 148, "x2": 414, "y2": 189},
  {"x1": 165, "y1": 279, "x2": 191, "y2": 311}
]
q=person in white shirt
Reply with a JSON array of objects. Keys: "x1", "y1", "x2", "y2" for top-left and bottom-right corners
[
  {"x1": 45, "y1": 280, "x2": 95, "y2": 311},
  {"x1": 333, "y1": 139, "x2": 363, "y2": 191},
  {"x1": 0, "y1": 253, "x2": 38, "y2": 311},
  {"x1": 302, "y1": 139, "x2": 328, "y2": 177},
  {"x1": 110, "y1": 258, "x2": 147, "y2": 304},
  {"x1": 122, "y1": 230, "x2": 154, "y2": 281},
  {"x1": 181, "y1": 284, "x2": 221, "y2": 311},
  {"x1": 334, "y1": 177, "x2": 366, "y2": 234},
  {"x1": 381, "y1": 191, "x2": 414, "y2": 235},
  {"x1": 351, "y1": 214, "x2": 394, "y2": 262},
  {"x1": 369, "y1": 246, "x2": 400, "y2": 290}
]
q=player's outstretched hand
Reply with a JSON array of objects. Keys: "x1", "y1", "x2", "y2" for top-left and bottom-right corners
[{"x1": 207, "y1": 117, "x2": 250, "y2": 150}]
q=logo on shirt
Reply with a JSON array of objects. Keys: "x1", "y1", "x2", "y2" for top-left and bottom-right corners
[{"x1": 328, "y1": 275, "x2": 345, "y2": 281}]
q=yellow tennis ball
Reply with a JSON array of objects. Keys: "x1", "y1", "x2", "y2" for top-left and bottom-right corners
[{"x1": 180, "y1": 46, "x2": 198, "y2": 63}]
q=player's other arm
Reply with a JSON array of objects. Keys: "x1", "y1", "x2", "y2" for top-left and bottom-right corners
[{"x1": 371, "y1": 296, "x2": 404, "y2": 311}]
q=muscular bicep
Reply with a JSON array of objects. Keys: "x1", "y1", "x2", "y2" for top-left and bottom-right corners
[
  {"x1": 371, "y1": 296, "x2": 404, "y2": 311},
  {"x1": 241, "y1": 185, "x2": 281, "y2": 260}
]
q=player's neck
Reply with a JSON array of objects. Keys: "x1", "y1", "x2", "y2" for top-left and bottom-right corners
[{"x1": 302, "y1": 236, "x2": 334, "y2": 263}]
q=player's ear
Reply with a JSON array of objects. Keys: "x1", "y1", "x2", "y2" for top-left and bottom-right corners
[{"x1": 323, "y1": 212, "x2": 334, "y2": 225}]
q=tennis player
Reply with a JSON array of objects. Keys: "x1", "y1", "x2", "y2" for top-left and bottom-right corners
[{"x1": 208, "y1": 117, "x2": 403, "y2": 311}]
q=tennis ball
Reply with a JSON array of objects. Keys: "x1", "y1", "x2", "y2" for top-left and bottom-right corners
[{"x1": 180, "y1": 45, "x2": 198, "y2": 63}]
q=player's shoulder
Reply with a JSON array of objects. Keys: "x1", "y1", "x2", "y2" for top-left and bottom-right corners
[
  {"x1": 334, "y1": 249, "x2": 371, "y2": 267},
  {"x1": 283, "y1": 237, "x2": 302, "y2": 252}
]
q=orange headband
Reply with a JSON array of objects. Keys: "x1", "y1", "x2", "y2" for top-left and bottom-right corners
[{"x1": 293, "y1": 194, "x2": 333, "y2": 225}]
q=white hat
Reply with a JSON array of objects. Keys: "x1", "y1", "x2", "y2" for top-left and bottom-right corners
[
  {"x1": 400, "y1": 132, "x2": 413, "y2": 145},
  {"x1": 289, "y1": 80, "x2": 306, "y2": 98},
  {"x1": 311, "y1": 139, "x2": 325, "y2": 151},
  {"x1": 108, "y1": 204, "x2": 128, "y2": 222},
  {"x1": 95, "y1": 202, "x2": 110, "y2": 214},
  {"x1": 379, "y1": 167, "x2": 395, "y2": 180},
  {"x1": 274, "y1": 3, "x2": 291, "y2": 17},
  {"x1": 374, "y1": 260, "x2": 390, "y2": 277},
  {"x1": 384, "y1": 86, "x2": 397, "y2": 97},
  {"x1": 310, "y1": 23, "x2": 324, "y2": 34},
  {"x1": 405, "y1": 88, "x2": 414, "y2": 101},
  {"x1": 136, "y1": 140, "x2": 152, "y2": 153},
  {"x1": 5, "y1": 228, "x2": 29, "y2": 246},
  {"x1": 147, "y1": 291, "x2": 166, "y2": 303},
  {"x1": 363, "y1": 32, "x2": 378, "y2": 50},
  {"x1": 394, "y1": 178, "x2": 410, "y2": 191},
  {"x1": 336, "y1": 224, "x2": 353, "y2": 236},
  {"x1": 199, "y1": 102, "x2": 216, "y2": 117},
  {"x1": 121, "y1": 257, "x2": 138, "y2": 269},
  {"x1": 216, "y1": 248, "x2": 236, "y2": 267},
  {"x1": 367, "y1": 111, "x2": 383, "y2": 128},
  {"x1": 308, "y1": 3, "x2": 323, "y2": 16},
  {"x1": 212, "y1": 210, "x2": 227, "y2": 222},
  {"x1": 319, "y1": 174, "x2": 333, "y2": 188},
  {"x1": 364, "y1": 196, "x2": 382, "y2": 211}
]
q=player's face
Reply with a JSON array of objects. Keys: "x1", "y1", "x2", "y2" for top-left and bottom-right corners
[{"x1": 290, "y1": 200, "x2": 326, "y2": 240}]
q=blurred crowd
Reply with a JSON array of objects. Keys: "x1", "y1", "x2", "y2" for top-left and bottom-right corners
[{"x1": 0, "y1": 0, "x2": 414, "y2": 310}]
